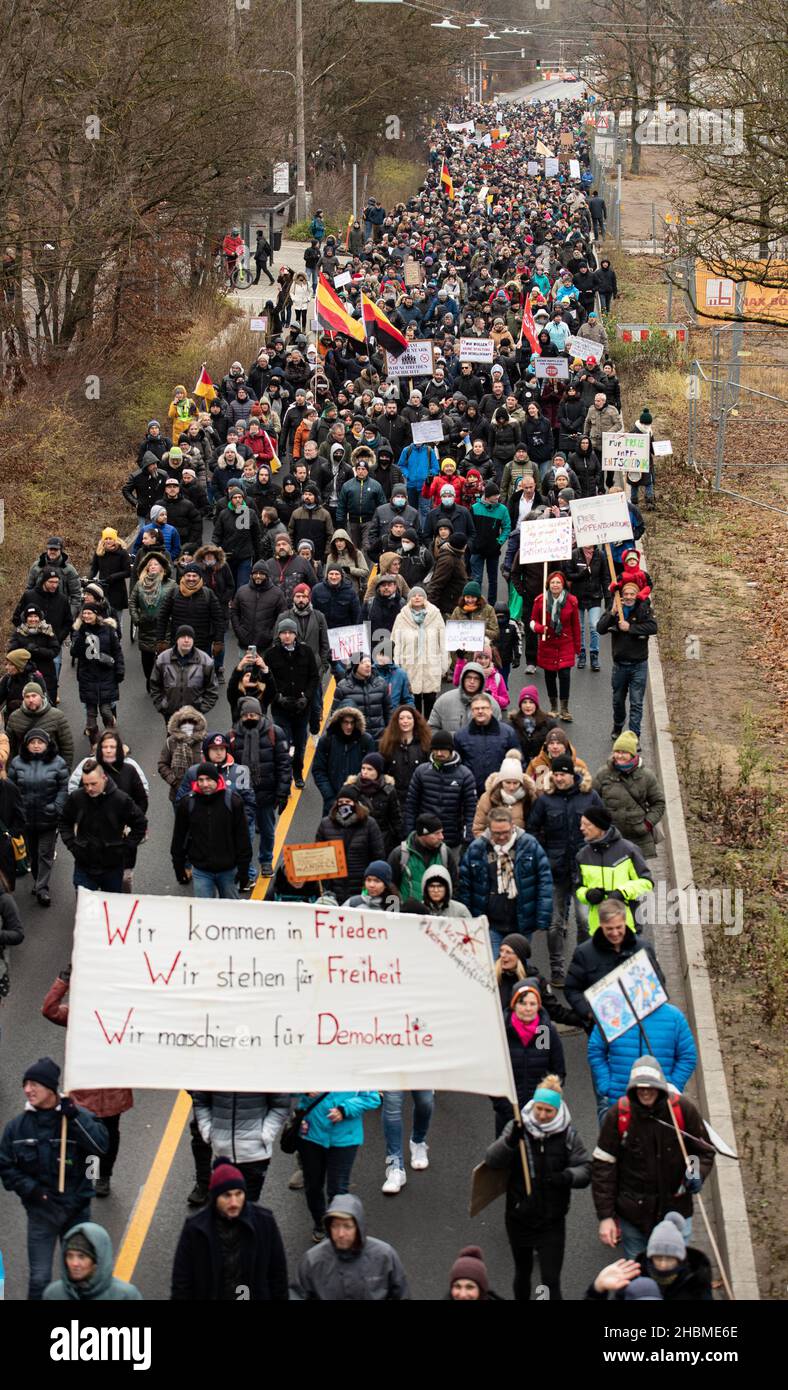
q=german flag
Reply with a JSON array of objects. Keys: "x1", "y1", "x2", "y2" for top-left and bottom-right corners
[
  {"x1": 193, "y1": 364, "x2": 217, "y2": 404},
  {"x1": 361, "y1": 292, "x2": 408, "y2": 358},
  {"x1": 315, "y1": 272, "x2": 365, "y2": 343},
  {"x1": 440, "y1": 157, "x2": 454, "y2": 200}
]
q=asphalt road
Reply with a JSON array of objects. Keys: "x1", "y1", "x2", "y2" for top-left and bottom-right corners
[{"x1": 0, "y1": 520, "x2": 668, "y2": 1303}]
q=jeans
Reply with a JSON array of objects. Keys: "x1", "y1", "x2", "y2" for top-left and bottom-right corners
[
  {"x1": 230, "y1": 557, "x2": 252, "y2": 592},
  {"x1": 619, "y1": 1215, "x2": 692, "y2": 1261},
  {"x1": 192, "y1": 867, "x2": 240, "y2": 899},
  {"x1": 275, "y1": 707, "x2": 309, "y2": 780},
  {"x1": 578, "y1": 605, "x2": 601, "y2": 658},
  {"x1": 630, "y1": 470, "x2": 655, "y2": 506},
  {"x1": 418, "y1": 494, "x2": 432, "y2": 530},
  {"x1": 548, "y1": 878, "x2": 576, "y2": 974},
  {"x1": 611, "y1": 659, "x2": 648, "y2": 737},
  {"x1": 73, "y1": 865, "x2": 124, "y2": 893},
  {"x1": 508, "y1": 1219, "x2": 566, "y2": 1301},
  {"x1": 27, "y1": 826, "x2": 58, "y2": 892},
  {"x1": 213, "y1": 642, "x2": 225, "y2": 675},
  {"x1": 27, "y1": 1201, "x2": 92, "y2": 1300},
  {"x1": 470, "y1": 551, "x2": 500, "y2": 605},
  {"x1": 255, "y1": 800, "x2": 277, "y2": 865},
  {"x1": 382, "y1": 1090, "x2": 434, "y2": 1167},
  {"x1": 307, "y1": 267, "x2": 318, "y2": 293},
  {"x1": 298, "y1": 1140, "x2": 359, "y2": 1229}
]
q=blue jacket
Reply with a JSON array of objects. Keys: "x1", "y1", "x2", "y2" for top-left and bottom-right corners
[
  {"x1": 131, "y1": 520, "x2": 181, "y2": 560},
  {"x1": 454, "y1": 717, "x2": 520, "y2": 794},
  {"x1": 0, "y1": 1101, "x2": 108, "y2": 1214},
  {"x1": 293, "y1": 1091, "x2": 381, "y2": 1148},
  {"x1": 587, "y1": 1002, "x2": 697, "y2": 1105},
  {"x1": 399, "y1": 443, "x2": 439, "y2": 490},
  {"x1": 459, "y1": 828, "x2": 553, "y2": 935},
  {"x1": 311, "y1": 577, "x2": 363, "y2": 630},
  {"x1": 374, "y1": 661, "x2": 414, "y2": 710}
]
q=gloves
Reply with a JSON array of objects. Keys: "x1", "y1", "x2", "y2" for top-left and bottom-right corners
[
  {"x1": 155, "y1": 640, "x2": 168, "y2": 654},
  {"x1": 277, "y1": 796, "x2": 290, "y2": 814},
  {"x1": 506, "y1": 1119, "x2": 525, "y2": 1149},
  {"x1": 211, "y1": 642, "x2": 223, "y2": 656},
  {"x1": 607, "y1": 889, "x2": 626, "y2": 903},
  {"x1": 684, "y1": 1169, "x2": 703, "y2": 1194},
  {"x1": 585, "y1": 887, "x2": 605, "y2": 905},
  {"x1": 59, "y1": 965, "x2": 72, "y2": 983},
  {"x1": 174, "y1": 867, "x2": 190, "y2": 886},
  {"x1": 58, "y1": 1096, "x2": 78, "y2": 1118}
]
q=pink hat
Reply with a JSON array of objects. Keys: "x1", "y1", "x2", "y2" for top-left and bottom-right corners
[{"x1": 518, "y1": 685, "x2": 540, "y2": 706}]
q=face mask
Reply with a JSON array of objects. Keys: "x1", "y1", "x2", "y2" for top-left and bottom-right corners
[
  {"x1": 401, "y1": 541, "x2": 415, "y2": 553},
  {"x1": 392, "y1": 497, "x2": 406, "y2": 509},
  {"x1": 204, "y1": 556, "x2": 216, "y2": 567},
  {"x1": 181, "y1": 723, "x2": 195, "y2": 736},
  {"x1": 336, "y1": 803, "x2": 354, "y2": 821}
]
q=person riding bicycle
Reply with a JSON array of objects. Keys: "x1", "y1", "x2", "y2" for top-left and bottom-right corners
[{"x1": 222, "y1": 227, "x2": 245, "y2": 277}]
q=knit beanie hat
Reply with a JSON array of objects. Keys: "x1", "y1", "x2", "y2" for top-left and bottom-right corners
[
  {"x1": 239, "y1": 698, "x2": 263, "y2": 718},
  {"x1": 582, "y1": 804, "x2": 612, "y2": 831},
  {"x1": 499, "y1": 757, "x2": 523, "y2": 780},
  {"x1": 462, "y1": 581, "x2": 482, "y2": 598},
  {"x1": 175, "y1": 625, "x2": 195, "y2": 640},
  {"x1": 5, "y1": 649, "x2": 31, "y2": 673},
  {"x1": 613, "y1": 731, "x2": 639, "y2": 755},
  {"x1": 64, "y1": 1228, "x2": 98, "y2": 1260},
  {"x1": 293, "y1": 583, "x2": 311, "y2": 598},
  {"x1": 23, "y1": 1056, "x2": 60, "y2": 1093},
  {"x1": 623, "y1": 1277, "x2": 663, "y2": 1301},
  {"x1": 22, "y1": 681, "x2": 45, "y2": 698},
  {"x1": 500, "y1": 933, "x2": 531, "y2": 966},
  {"x1": 430, "y1": 730, "x2": 454, "y2": 752},
  {"x1": 415, "y1": 813, "x2": 443, "y2": 835},
  {"x1": 277, "y1": 617, "x2": 298, "y2": 635},
  {"x1": 639, "y1": 408, "x2": 653, "y2": 425},
  {"x1": 511, "y1": 979, "x2": 542, "y2": 1008},
  {"x1": 449, "y1": 531, "x2": 466, "y2": 548},
  {"x1": 195, "y1": 761, "x2": 221, "y2": 783},
  {"x1": 449, "y1": 1246, "x2": 489, "y2": 1296},
  {"x1": 647, "y1": 1211, "x2": 686, "y2": 1261},
  {"x1": 337, "y1": 783, "x2": 362, "y2": 803},
  {"x1": 360, "y1": 752, "x2": 385, "y2": 776},
  {"x1": 483, "y1": 480, "x2": 500, "y2": 498},
  {"x1": 209, "y1": 1157, "x2": 247, "y2": 1200},
  {"x1": 518, "y1": 685, "x2": 540, "y2": 707},
  {"x1": 364, "y1": 859, "x2": 393, "y2": 885},
  {"x1": 551, "y1": 754, "x2": 575, "y2": 774}
]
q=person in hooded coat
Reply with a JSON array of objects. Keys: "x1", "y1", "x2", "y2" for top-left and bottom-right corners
[
  {"x1": 313, "y1": 706, "x2": 377, "y2": 815},
  {"x1": 43, "y1": 1222, "x2": 142, "y2": 1301},
  {"x1": 231, "y1": 562, "x2": 287, "y2": 651},
  {"x1": 7, "y1": 729, "x2": 69, "y2": 904},
  {"x1": 315, "y1": 786, "x2": 385, "y2": 900},
  {"x1": 128, "y1": 551, "x2": 175, "y2": 690},
  {"x1": 157, "y1": 707, "x2": 209, "y2": 806},
  {"x1": 592, "y1": 732, "x2": 666, "y2": 859},
  {"x1": 70, "y1": 604, "x2": 124, "y2": 744},
  {"x1": 428, "y1": 661, "x2": 502, "y2": 735},
  {"x1": 472, "y1": 753, "x2": 537, "y2": 837},
  {"x1": 231, "y1": 697, "x2": 292, "y2": 875},
  {"x1": 343, "y1": 753, "x2": 402, "y2": 856},
  {"x1": 294, "y1": 1192, "x2": 407, "y2": 1300},
  {"x1": 10, "y1": 607, "x2": 60, "y2": 703}
]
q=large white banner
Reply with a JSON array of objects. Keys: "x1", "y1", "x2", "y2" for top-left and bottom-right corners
[
  {"x1": 519, "y1": 516, "x2": 573, "y2": 565},
  {"x1": 569, "y1": 491, "x2": 634, "y2": 546},
  {"x1": 64, "y1": 893, "x2": 512, "y2": 1095}
]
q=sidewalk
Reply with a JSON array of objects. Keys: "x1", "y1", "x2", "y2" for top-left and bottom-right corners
[{"x1": 232, "y1": 237, "x2": 308, "y2": 316}]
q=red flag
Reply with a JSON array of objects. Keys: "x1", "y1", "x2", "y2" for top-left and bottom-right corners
[{"x1": 520, "y1": 301, "x2": 541, "y2": 354}]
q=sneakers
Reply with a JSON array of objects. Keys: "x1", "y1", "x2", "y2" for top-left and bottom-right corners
[
  {"x1": 576, "y1": 652, "x2": 586, "y2": 670},
  {"x1": 187, "y1": 1182, "x2": 209, "y2": 1207},
  {"x1": 259, "y1": 862, "x2": 274, "y2": 877},
  {"x1": 37, "y1": 889, "x2": 51, "y2": 908},
  {"x1": 382, "y1": 1161, "x2": 407, "y2": 1194},
  {"x1": 525, "y1": 663, "x2": 536, "y2": 674},
  {"x1": 94, "y1": 1176, "x2": 111, "y2": 1198},
  {"x1": 590, "y1": 653, "x2": 600, "y2": 672},
  {"x1": 294, "y1": 777, "x2": 305, "y2": 790},
  {"x1": 409, "y1": 1140, "x2": 429, "y2": 1171},
  {"x1": 288, "y1": 1166, "x2": 304, "y2": 1190},
  {"x1": 550, "y1": 972, "x2": 565, "y2": 988}
]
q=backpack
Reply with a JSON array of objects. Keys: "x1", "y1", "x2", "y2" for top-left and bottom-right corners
[{"x1": 616, "y1": 1094, "x2": 683, "y2": 1138}]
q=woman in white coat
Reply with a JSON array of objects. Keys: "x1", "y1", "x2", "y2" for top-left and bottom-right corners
[
  {"x1": 391, "y1": 586, "x2": 447, "y2": 719},
  {"x1": 290, "y1": 271, "x2": 311, "y2": 332}
]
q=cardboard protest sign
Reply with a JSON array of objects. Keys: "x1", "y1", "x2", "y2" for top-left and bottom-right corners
[
  {"x1": 585, "y1": 948, "x2": 667, "y2": 1044},
  {"x1": 566, "y1": 334, "x2": 601, "y2": 362},
  {"x1": 545, "y1": 158, "x2": 560, "y2": 177},
  {"x1": 385, "y1": 339, "x2": 434, "y2": 377},
  {"x1": 653, "y1": 439, "x2": 673, "y2": 456},
  {"x1": 403, "y1": 258, "x2": 424, "y2": 288},
  {"x1": 445, "y1": 620, "x2": 485, "y2": 651},
  {"x1": 527, "y1": 160, "x2": 539, "y2": 176},
  {"x1": 560, "y1": 132, "x2": 573, "y2": 147},
  {"x1": 282, "y1": 841, "x2": 347, "y2": 884},
  {"x1": 459, "y1": 337, "x2": 495, "y2": 363},
  {"x1": 327, "y1": 624, "x2": 370, "y2": 663},
  {"x1": 63, "y1": 892, "x2": 512, "y2": 1094},
  {"x1": 519, "y1": 517, "x2": 573, "y2": 565},
  {"x1": 601, "y1": 432, "x2": 651, "y2": 475},
  {"x1": 535, "y1": 139, "x2": 553, "y2": 157},
  {"x1": 534, "y1": 357, "x2": 569, "y2": 381},
  {"x1": 411, "y1": 419, "x2": 444, "y2": 445},
  {"x1": 569, "y1": 492, "x2": 634, "y2": 546}
]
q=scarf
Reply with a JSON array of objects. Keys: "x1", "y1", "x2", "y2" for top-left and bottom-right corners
[
  {"x1": 500, "y1": 786, "x2": 526, "y2": 805},
  {"x1": 615, "y1": 754, "x2": 639, "y2": 774},
  {"x1": 139, "y1": 571, "x2": 163, "y2": 609},
  {"x1": 411, "y1": 606, "x2": 427, "y2": 626},
  {"x1": 492, "y1": 833, "x2": 517, "y2": 898},
  {"x1": 179, "y1": 576, "x2": 203, "y2": 597},
  {"x1": 237, "y1": 721, "x2": 268, "y2": 788},
  {"x1": 521, "y1": 1098, "x2": 570, "y2": 1139},
  {"x1": 510, "y1": 1012, "x2": 539, "y2": 1047},
  {"x1": 547, "y1": 587, "x2": 567, "y2": 636}
]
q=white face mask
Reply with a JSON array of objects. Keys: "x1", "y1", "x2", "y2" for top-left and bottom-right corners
[
  {"x1": 181, "y1": 723, "x2": 195, "y2": 737},
  {"x1": 401, "y1": 541, "x2": 415, "y2": 553}
]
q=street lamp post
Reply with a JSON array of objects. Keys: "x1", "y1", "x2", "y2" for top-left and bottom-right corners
[{"x1": 295, "y1": 0, "x2": 307, "y2": 222}]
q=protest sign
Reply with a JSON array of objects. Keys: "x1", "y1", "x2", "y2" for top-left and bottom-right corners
[
  {"x1": 560, "y1": 132, "x2": 573, "y2": 148},
  {"x1": 545, "y1": 157, "x2": 560, "y2": 177},
  {"x1": 249, "y1": 316, "x2": 268, "y2": 333},
  {"x1": 445, "y1": 620, "x2": 485, "y2": 651},
  {"x1": 403, "y1": 258, "x2": 424, "y2": 288},
  {"x1": 653, "y1": 439, "x2": 673, "y2": 456},
  {"x1": 601, "y1": 431, "x2": 651, "y2": 475},
  {"x1": 569, "y1": 158, "x2": 581, "y2": 179},
  {"x1": 519, "y1": 516, "x2": 573, "y2": 565},
  {"x1": 327, "y1": 624, "x2": 370, "y2": 663},
  {"x1": 569, "y1": 492, "x2": 634, "y2": 546},
  {"x1": 447, "y1": 120, "x2": 475, "y2": 133},
  {"x1": 411, "y1": 419, "x2": 444, "y2": 445},
  {"x1": 527, "y1": 160, "x2": 539, "y2": 176},
  {"x1": 385, "y1": 339, "x2": 434, "y2": 377},
  {"x1": 459, "y1": 337, "x2": 495, "y2": 363},
  {"x1": 585, "y1": 949, "x2": 667, "y2": 1044},
  {"x1": 333, "y1": 270, "x2": 352, "y2": 289},
  {"x1": 566, "y1": 334, "x2": 601, "y2": 362},
  {"x1": 63, "y1": 892, "x2": 513, "y2": 1094},
  {"x1": 535, "y1": 139, "x2": 553, "y2": 157},
  {"x1": 282, "y1": 841, "x2": 347, "y2": 884},
  {"x1": 534, "y1": 357, "x2": 569, "y2": 381}
]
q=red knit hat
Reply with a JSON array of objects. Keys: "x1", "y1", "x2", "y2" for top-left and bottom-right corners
[
  {"x1": 209, "y1": 1158, "x2": 247, "y2": 1199},
  {"x1": 547, "y1": 570, "x2": 566, "y2": 587},
  {"x1": 293, "y1": 583, "x2": 312, "y2": 598},
  {"x1": 449, "y1": 1246, "x2": 489, "y2": 1296}
]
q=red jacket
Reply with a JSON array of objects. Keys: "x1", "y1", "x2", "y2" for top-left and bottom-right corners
[
  {"x1": 41, "y1": 977, "x2": 134, "y2": 1118},
  {"x1": 423, "y1": 472, "x2": 464, "y2": 507},
  {"x1": 530, "y1": 590, "x2": 582, "y2": 671}
]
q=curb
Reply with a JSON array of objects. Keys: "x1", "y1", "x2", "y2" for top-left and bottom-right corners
[{"x1": 645, "y1": 620, "x2": 760, "y2": 1298}]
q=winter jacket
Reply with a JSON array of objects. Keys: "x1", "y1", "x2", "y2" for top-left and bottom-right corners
[
  {"x1": 288, "y1": 505, "x2": 334, "y2": 561},
  {"x1": 171, "y1": 783, "x2": 252, "y2": 879},
  {"x1": 285, "y1": 604, "x2": 331, "y2": 672},
  {"x1": 372, "y1": 660, "x2": 413, "y2": 712},
  {"x1": 510, "y1": 708, "x2": 560, "y2": 765},
  {"x1": 486, "y1": 1107, "x2": 590, "y2": 1233},
  {"x1": 592, "y1": 1087, "x2": 714, "y2": 1235},
  {"x1": 313, "y1": 707, "x2": 376, "y2": 813},
  {"x1": 8, "y1": 734, "x2": 69, "y2": 827},
  {"x1": 522, "y1": 414, "x2": 554, "y2": 464},
  {"x1": 292, "y1": 1091, "x2": 381, "y2": 1150},
  {"x1": 263, "y1": 554, "x2": 317, "y2": 605},
  {"x1": 501, "y1": 1008, "x2": 566, "y2": 1109},
  {"x1": 150, "y1": 645, "x2": 219, "y2": 718},
  {"x1": 344, "y1": 773, "x2": 402, "y2": 856},
  {"x1": 454, "y1": 716, "x2": 519, "y2": 794},
  {"x1": 231, "y1": 576, "x2": 286, "y2": 649},
  {"x1": 565, "y1": 928, "x2": 666, "y2": 1023},
  {"x1": 556, "y1": 396, "x2": 586, "y2": 455},
  {"x1": 0, "y1": 1101, "x2": 108, "y2": 1216},
  {"x1": 428, "y1": 671, "x2": 502, "y2": 734},
  {"x1": 6, "y1": 698, "x2": 75, "y2": 768},
  {"x1": 315, "y1": 804, "x2": 384, "y2": 898},
  {"x1": 59, "y1": 779, "x2": 147, "y2": 872},
  {"x1": 459, "y1": 827, "x2": 553, "y2": 935},
  {"x1": 565, "y1": 546, "x2": 605, "y2": 608},
  {"x1": 157, "y1": 707, "x2": 209, "y2": 801},
  {"x1": 212, "y1": 499, "x2": 263, "y2": 561},
  {"x1": 231, "y1": 713, "x2": 292, "y2": 804},
  {"x1": 264, "y1": 640, "x2": 319, "y2": 709},
  {"x1": 157, "y1": 584, "x2": 224, "y2": 653},
  {"x1": 405, "y1": 752, "x2": 477, "y2": 848},
  {"x1": 530, "y1": 591, "x2": 582, "y2": 672},
  {"x1": 332, "y1": 672, "x2": 390, "y2": 740},
  {"x1": 294, "y1": 1193, "x2": 407, "y2": 1301},
  {"x1": 527, "y1": 770, "x2": 606, "y2": 881},
  {"x1": 26, "y1": 551, "x2": 83, "y2": 617},
  {"x1": 584, "y1": 401, "x2": 623, "y2": 449},
  {"x1": 337, "y1": 476, "x2": 386, "y2": 526},
  {"x1": 171, "y1": 1202, "x2": 288, "y2": 1301},
  {"x1": 597, "y1": 597, "x2": 657, "y2": 665},
  {"x1": 626, "y1": 1247, "x2": 713, "y2": 1302},
  {"x1": 367, "y1": 501, "x2": 418, "y2": 559},
  {"x1": 122, "y1": 456, "x2": 168, "y2": 516},
  {"x1": 192, "y1": 1092, "x2": 290, "y2": 1164},
  {"x1": 422, "y1": 502, "x2": 475, "y2": 548},
  {"x1": 472, "y1": 766, "x2": 536, "y2": 837},
  {"x1": 43, "y1": 1222, "x2": 141, "y2": 1301},
  {"x1": 390, "y1": 603, "x2": 447, "y2": 696},
  {"x1": 470, "y1": 499, "x2": 511, "y2": 557},
  {"x1": 592, "y1": 758, "x2": 666, "y2": 858},
  {"x1": 574, "y1": 824, "x2": 654, "y2": 933},
  {"x1": 13, "y1": 580, "x2": 73, "y2": 645},
  {"x1": 588, "y1": 1002, "x2": 697, "y2": 1108},
  {"x1": 128, "y1": 558, "x2": 176, "y2": 652},
  {"x1": 399, "y1": 442, "x2": 439, "y2": 490},
  {"x1": 71, "y1": 616, "x2": 124, "y2": 706},
  {"x1": 567, "y1": 444, "x2": 603, "y2": 498},
  {"x1": 311, "y1": 576, "x2": 363, "y2": 630},
  {"x1": 9, "y1": 624, "x2": 59, "y2": 703},
  {"x1": 363, "y1": 591, "x2": 405, "y2": 641},
  {"x1": 424, "y1": 543, "x2": 468, "y2": 616},
  {"x1": 40, "y1": 976, "x2": 134, "y2": 1119},
  {"x1": 130, "y1": 518, "x2": 180, "y2": 561},
  {"x1": 89, "y1": 544, "x2": 131, "y2": 613}
]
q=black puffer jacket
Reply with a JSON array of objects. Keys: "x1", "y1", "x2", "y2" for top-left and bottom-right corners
[
  {"x1": 89, "y1": 544, "x2": 132, "y2": 612},
  {"x1": 404, "y1": 752, "x2": 477, "y2": 848},
  {"x1": 59, "y1": 780, "x2": 147, "y2": 872},
  {"x1": 312, "y1": 708, "x2": 376, "y2": 813},
  {"x1": 70, "y1": 616, "x2": 125, "y2": 705},
  {"x1": 12, "y1": 579, "x2": 73, "y2": 644},
  {"x1": 10, "y1": 623, "x2": 60, "y2": 703},
  {"x1": 231, "y1": 713, "x2": 292, "y2": 802},
  {"x1": 567, "y1": 443, "x2": 602, "y2": 498},
  {"x1": 486, "y1": 1110, "x2": 591, "y2": 1234},
  {"x1": 504, "y1": 1008, "x2": 566, "y2": 1111},
  {"x1": 7, "y1": 731, "x2": 69, "y2": 827},
  {"x1": 344, "y1": 773, "x2": 402, "y2": 856},
  {"x1": 212, "y1": 499, "x2": 263, "y2": 561},
  {"x1": 564, "y1": 929, "x2": 665, "y2": 1022},
  {"x1": 565, "y1": 546, "x2": 605, "y2": 608},
  {"x1": 157, "y1": 584, "x2": 224, "y2": 653},
  {"x1": 332, "y1": 672, "x2": 391, "y2": 740},
  {"x1": 231, "y1": 573, "x2": 286, "y2": 649},
  {"x1": 264, "y1": 640, "x2": 319, "y2": 708},
  {"x1": 315, "y1": 803, "x2": 384, "y2": 898}
]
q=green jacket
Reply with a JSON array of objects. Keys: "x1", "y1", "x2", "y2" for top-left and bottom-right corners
[
  {"x1": 591, "y1": 759, "x2": 666, "y2": 859},
  {"x1": 43, "y1": 1222, "x2": 143, "y2": 1301},
  {"x1": 574, "y1": 825, "x2": 653, "y2": 933}
]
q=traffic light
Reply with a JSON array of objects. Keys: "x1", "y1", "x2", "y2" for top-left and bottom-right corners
[{"x1": 535, "y1": 59, "x2": 541, "y2": 71}]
